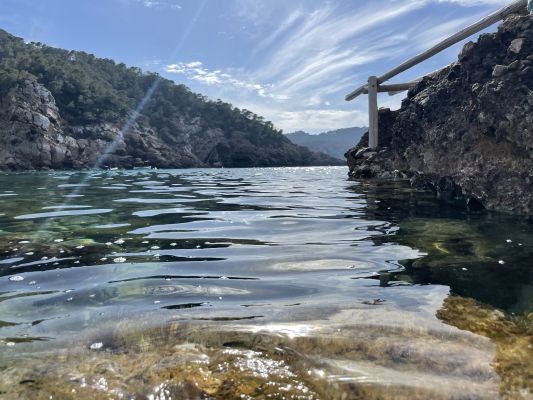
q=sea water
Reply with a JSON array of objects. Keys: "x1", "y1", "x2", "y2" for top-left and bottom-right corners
[{"x1": 0, "y1": 167, "x2": 531, "y2": 399}]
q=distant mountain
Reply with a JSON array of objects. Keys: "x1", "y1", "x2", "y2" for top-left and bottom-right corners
[
  {"x1": 0, "y1": 28, "x2": 340, "y2": 171},
  {"x1": 286, "y1": 127, "x2": 367, "y2": 160}
]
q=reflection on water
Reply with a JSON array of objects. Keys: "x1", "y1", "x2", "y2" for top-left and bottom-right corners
[{"x1": 0, "y1": 167, "x2": 531, "y2": 399}]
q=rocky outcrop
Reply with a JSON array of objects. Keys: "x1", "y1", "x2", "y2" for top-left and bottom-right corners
[
  {"x1": 346, "y1": 14, "x2": 533, "y2": 214},
  {"x1": 0, "y1": 80, "x2": 67, "y2": 170},
  {"x1": 0, "y1": 80, "x2": 199, "y2": 170}
]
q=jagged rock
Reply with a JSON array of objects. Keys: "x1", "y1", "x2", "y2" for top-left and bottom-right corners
[
  {"x1": 0, "y1": 81, "x2": 198, "y2": 170},
  {"x1": 509, "y1": 37, "x2": 526, "y2": 53},
  {"x1": 346, "y1": 14, "x2": 533, "y2": 214},
  {"x1": 492, "y1": 64, "x2": 508, "y2": 77},
  {"x1": 31, "y1": 113, "x2": 50, "y2": 131}
]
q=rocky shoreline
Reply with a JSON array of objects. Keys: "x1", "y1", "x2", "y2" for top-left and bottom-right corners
[{"x1": 345, "y1": 14, "x2": 533, "y2": 214}]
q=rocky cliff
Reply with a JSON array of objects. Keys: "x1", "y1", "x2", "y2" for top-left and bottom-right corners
[
  {"x1": 0, "y1": 80, "x2": 200, "y2": 169},
  {"x1": 346, "y1": 14, "x2": 533, "y2": 214},
  {"x1": 0, "y1": 29, "x2": 339, "y2": 170}
]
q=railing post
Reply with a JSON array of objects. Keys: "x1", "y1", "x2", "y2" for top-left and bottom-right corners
[{"x1": 368, "y1": 76, "x2": 378, "y2": 148}]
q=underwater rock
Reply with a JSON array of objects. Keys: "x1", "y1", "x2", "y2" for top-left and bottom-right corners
[
  {"x1": 437, "y1": 295, "x2": 533, "y2": 398},
  {"x1": 0, "y1": 292, "x2": 510, "y2": 400},
  {"x1": 0, "y1": 326, "x2": 321, "y2": 400},
  {"x1": 395, "y1": 218, "x2": 493, "y2": 267}
]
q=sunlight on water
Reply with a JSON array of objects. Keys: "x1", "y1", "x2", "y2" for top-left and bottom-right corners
[{"x1": 0, "y1": 167, "x2": 531, "y2": 399}]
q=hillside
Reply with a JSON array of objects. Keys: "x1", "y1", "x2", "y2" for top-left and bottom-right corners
[
  {"x1": 286, "y1": 127, "x2": 366, "y2": 160},
  {"x1": 0, "y1": 28, "x2": 339, "y2": 170}
]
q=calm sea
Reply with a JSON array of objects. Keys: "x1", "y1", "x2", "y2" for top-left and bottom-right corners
[{"x1": 0, "y1": 167, "x2": 531, "y2": 399}]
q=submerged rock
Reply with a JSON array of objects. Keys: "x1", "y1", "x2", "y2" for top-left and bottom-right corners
[
  {"x1": 2, "y1": 292, "x2": 524, "y2": 400},
  {"x1": 346, "y1": 14, "x2": 533, "y2": 214},
  {"x1": 396, "y1": 218, "x2": 493, "y2": 267},
  {"x1": 438, "y1": 295, "x2": 533, "y2": 398}
]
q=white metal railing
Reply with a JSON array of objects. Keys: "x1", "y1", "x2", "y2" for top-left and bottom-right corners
[{"x1": 345, "y1": 0, "x2": 527, "y2": 148}]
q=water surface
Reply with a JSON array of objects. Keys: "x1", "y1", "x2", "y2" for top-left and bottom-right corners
[{"x1": 0, "y1": 167, "x2": 531, "y2": 399}]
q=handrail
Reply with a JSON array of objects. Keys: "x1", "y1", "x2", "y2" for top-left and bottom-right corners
[
  {"x1": 345, "y1": 0, "x2": 527, "y2": 101},
  {"x1": 359, "y1": 79, "x2": 423, "y2": 95}
]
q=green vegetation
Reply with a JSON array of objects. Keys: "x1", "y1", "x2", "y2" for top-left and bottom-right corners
[{"x1": 0, "y1": 29, "x2": 276, "y2": 133}]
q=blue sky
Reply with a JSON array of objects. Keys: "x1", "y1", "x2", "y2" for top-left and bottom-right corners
[{"x1": 0, "y1": 0, "x2": 510, "y2": 133}]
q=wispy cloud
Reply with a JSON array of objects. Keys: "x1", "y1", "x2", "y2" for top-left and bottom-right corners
[
  {"x1": 134, "y1": 0, "x2": 182, "y2": 10},
  {"x1": 427, "y1": 0, "x2": 508, "y2": 5},
  {"x1": 160, "y1": 0, "x2": 510, "y2": 132},
  {"x1": 277, "y1": 109, "x2": 369, "y2": 133},
  {"x1": 253, "y1": 1, "x2": 426, "y2": 85},
  {"x1": 165, "y1": 61, "x2": 288, "y2": 100},
  {"x1": 252, "y1": 9, "x2": 305, "y2": 54}
]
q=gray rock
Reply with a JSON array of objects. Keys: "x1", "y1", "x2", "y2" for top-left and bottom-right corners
[
  {"x1": 458, "y1": 41, "x2": 475, "y2": 61},
  {"x1": 31, "y1": 113, "x2": 50, "y2": 131},
  {"x1": 509, "y1": 38, "x2": 525, "y2": 53},
  {"x1": 492, "y1": 64, "x2": 508, "y2": 78},
  {"x1": 0, "y1": 80, "x2": 204, "y2": 170}
]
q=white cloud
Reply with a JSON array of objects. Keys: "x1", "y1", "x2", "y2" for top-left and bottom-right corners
[
  {"x1": 235, "y1": 101, "x2": 368, "y2": 133},
  {"x1": 430, "y1": 0, "x2": 508, "y2": 5},
  {"x1": 133, "y1": 0, "x2": 182, "y2": 10},
  {"x1": 165, "y1": 61, "x2": 288, "y2": 101},
  {"x1": 276, "y1": 109, "x2": 368, "y2": 133}
]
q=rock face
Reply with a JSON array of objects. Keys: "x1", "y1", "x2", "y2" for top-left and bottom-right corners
[
  {"x1": 346, "y1": 14, "x2": 533, "y2": 214},
  {"x1": 0, "y1": 80, "x2": 197, "y2": 170}
]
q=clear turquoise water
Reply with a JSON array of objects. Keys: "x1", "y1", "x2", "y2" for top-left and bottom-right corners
[{"x1": 0, "y1": 167, "x2": 531, "y2": 399}]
